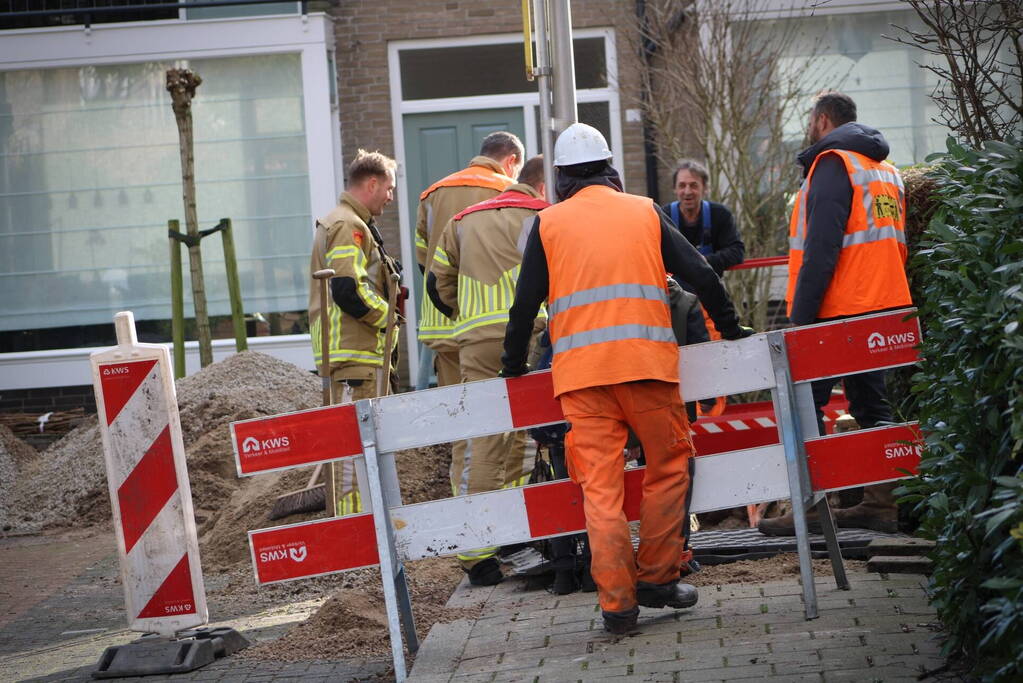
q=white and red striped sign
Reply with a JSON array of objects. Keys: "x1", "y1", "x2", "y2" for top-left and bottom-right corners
[
  {"x1": 248, "y1": 422, "x2": 921, "y2": 584},
  {"x1": 92, "y1": 312, "x2": 207, "y2": 636}
]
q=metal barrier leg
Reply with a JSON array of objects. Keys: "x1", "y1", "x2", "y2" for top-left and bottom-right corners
[
  {"x1": 355, "y1": 400, "x2": 417, "y2": 680},
  {"x1": 767, "y1": 332, "x2": 818, "y2": 620},
  {"x1": 794, "y1": 382, "x2": 850, "y2": 591},
  {"x1": 815, "y1": 497, "x2": 850, "y2": 590}
]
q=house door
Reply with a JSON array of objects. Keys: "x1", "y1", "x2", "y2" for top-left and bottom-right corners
[{"x1": 401, "y1": 108, "x2": 526, "y2": 386}]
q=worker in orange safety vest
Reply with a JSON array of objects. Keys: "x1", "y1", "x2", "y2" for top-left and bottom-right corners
[
  {"x1": 759, "y1": 90, "x2": 912, "y2": 537},
  {"x1": 501, "y1": 123, "x2": 753, "y2": 634}
]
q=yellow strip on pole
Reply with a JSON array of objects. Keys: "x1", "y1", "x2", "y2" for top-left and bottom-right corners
[{"x1": 522, "y1": 0, "x2": 535, "y2": 81}]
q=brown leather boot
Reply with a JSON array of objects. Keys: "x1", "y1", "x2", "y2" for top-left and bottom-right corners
[
  {"x1": 831, "y1": 482, "x2": 898, "y2": 532},
  {"x1": 756, "y1": 508, "x2": 822, "y2": 537}
]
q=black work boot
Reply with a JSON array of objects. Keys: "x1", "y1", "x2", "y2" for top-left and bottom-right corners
[
  {"x1": 636, "y1": 581, "x2": 698, "y2": 609},
  {"x1": 602, "y1": 606, "x2": 639, "y2": 634},
  {"x1": 551, "y1": 568, "x2": 579, "y2": 595},
  {"x1": 466, "y1": 557, "x2": 503, "y2": 586}
]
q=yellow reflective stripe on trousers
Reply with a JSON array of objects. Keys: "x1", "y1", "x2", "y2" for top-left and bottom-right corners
[
  {"x1": 457, "y1": 547, "x2": 498, "y2": 562},
  {"x1": 338, "y1": 491, "x2": 362, "y2": 516}
]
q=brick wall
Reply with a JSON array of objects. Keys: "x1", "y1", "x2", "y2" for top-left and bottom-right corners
[{"x1": 0, "y1": 385, "x2": 96, "y2": 415}]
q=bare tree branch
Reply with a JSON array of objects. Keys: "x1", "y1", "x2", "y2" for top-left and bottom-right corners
[{"x1": 888, "y1": 0, "x2": 1022, "y2": 145}]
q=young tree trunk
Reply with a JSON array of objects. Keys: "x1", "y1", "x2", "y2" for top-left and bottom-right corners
[{"x1": 166, "y1": 68, "x2": 213, "y2": 367}]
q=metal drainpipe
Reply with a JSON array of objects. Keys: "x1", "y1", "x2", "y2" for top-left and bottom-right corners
[
  {"x1": 637, "y1": 0, "x2": 660, "y2": 204},
  {"x1": 549, "y1": 0, "x2": 578, "y2": 137}
]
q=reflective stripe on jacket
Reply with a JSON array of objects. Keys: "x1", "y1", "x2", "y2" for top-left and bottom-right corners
[
  {"x1": 416, "y1": 156, "x2": 515, "y2": 347},
  {"x1": 539, "y1": 185, "x2": 679, "y2": 397},
  {"x1": 434, "y1": 185, "x2": 549, "y2": 345},
  {"x1": 308, "y1": 195, "x2": 388, "y2": 370},
  {"x1": 786, "y1": 149, "x2": 911, "y2": 319}
]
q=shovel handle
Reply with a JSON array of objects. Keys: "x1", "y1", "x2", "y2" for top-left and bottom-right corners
[{"x1": 313, "y1": 268, "x2": 335, "y2": 406}]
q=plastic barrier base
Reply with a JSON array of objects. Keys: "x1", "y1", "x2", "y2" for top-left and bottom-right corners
[{"x1": 91, "y1": 627, "x2": 249, "y2": 679}]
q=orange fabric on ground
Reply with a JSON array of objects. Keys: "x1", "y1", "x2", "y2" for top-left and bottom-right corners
[{"x1": 560, "y1": 379, "x2": 694, "y2": 613}]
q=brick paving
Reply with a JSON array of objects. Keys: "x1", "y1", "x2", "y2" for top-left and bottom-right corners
[
  {"x1": 409, "y1": 570, "x2": 956, "y2": 682},
  {"x1": 1, "y1": 531, "x2": 957, "y2": 682}
]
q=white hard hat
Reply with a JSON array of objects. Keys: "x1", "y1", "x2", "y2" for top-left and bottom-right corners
[{"x1": 553, "y1": 123, "x2": 612, "y2": 167}]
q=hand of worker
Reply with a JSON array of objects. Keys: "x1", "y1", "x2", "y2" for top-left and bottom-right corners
[
  {"x1": 721, "y1": 325, "x2": 755, "y2": 340},
  {"x1": 499, "y1": 364, "x2": 530, "y2": 378}
]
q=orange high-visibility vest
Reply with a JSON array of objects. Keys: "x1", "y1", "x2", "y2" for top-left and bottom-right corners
[
  {"x1": 419, "y1": 165, "x2": 513, "y2": 201},
  {"x1": 539, "y1": 185, "x2": 678, "y2": 398},
  {"x1": 786, "y1": 149, "x2": 911, "y2": 319}
]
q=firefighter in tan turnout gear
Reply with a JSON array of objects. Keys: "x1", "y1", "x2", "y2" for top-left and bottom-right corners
[
  {"x1": 416, "y1": 131, "x2": 525, "y2": 496},
  {"x1": 309, "y1": 150, "x2": 400, "y2": 516},
  {"x1": 430, "y1": 156, "x2": 549, "y2": 586}
]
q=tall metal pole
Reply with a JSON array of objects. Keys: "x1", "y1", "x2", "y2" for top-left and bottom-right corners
[
  {"x1": 532, "y1": 0, "x2": 556, "y2": 201},
  {"x1": 549, "y1": 0, "x2": 578, "y2": 137}
]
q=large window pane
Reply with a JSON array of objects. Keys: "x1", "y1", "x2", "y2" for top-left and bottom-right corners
[
  {"x1": 759, "y1": 10, "x2": 951, "y2": 165},
  {"x1": 533, "y1": 101, "x2": 612, "y2": 157},
  {"x1": 400, "y1": 37, "x2": 606, "y2": 100},
  {"x1": 0, "y1": 53, "x2": 311, "y2": 335}
]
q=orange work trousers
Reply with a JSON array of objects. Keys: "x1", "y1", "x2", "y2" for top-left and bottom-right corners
[{"x1": 560, "y1": 380, "x2": 694, "y2": 613}]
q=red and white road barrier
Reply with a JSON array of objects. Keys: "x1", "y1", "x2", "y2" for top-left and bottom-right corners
[
  {"x1": 691, "y1": 396, "x2": 849, "y2": 456},
  {"x1": 248, "y1": 421, "x2": 920, "y2": 584},
  {"x1": 231, "y1": 308, "x2": 922, "y2": 678},
  {"x1": 91, "y1": 312, "x2": 207, "y2": 637},
  {"x1": 232, "y1": 309, "x2": 919, "y2": 478}
]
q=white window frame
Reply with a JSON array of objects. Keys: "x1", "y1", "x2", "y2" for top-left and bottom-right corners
[
  {"x1": 387, "y1": 27, "x2": 623, "y2": 376},
  {"x1": 0, "y1": 13, "x2": 341, "y2": 389}
]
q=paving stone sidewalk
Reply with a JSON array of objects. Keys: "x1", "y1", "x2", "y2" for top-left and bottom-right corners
[{"x1": 409, "y1": 570, "x2": 956, "y2": 682}]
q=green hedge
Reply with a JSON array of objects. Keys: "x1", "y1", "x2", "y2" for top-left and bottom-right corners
[{"x1": 902, "y1": 137, "x2": 1023, "y2": 680}]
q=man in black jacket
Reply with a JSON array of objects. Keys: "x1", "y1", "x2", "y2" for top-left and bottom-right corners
[
  {"x1": 661, "y1": 159, "x2": 745, "y2": 276},
  {"x1": 758, "y1": 91, "x2": 912, "y2": 537}
]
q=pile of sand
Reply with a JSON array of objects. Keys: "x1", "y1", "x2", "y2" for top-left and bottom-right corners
[
  {"x1": 240, "y1": 557, "x2": 474, "y2": 662},
  {"x1": 0, "y1": 425, "x2": 39, "y2": 531}
]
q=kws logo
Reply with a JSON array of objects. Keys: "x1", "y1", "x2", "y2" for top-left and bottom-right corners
[
  {"x1": 884, "y1": 441, "x2": 922, "y2": 460},
  {"x1": 867, "y1": 329, "x2": 916, "y2": 353},
  {"x1": 259, "y1": 542, "x2": 308, "y2": 563},
  {"x1": 241, "y1": 434, "x2": 291, "y2": 455}
]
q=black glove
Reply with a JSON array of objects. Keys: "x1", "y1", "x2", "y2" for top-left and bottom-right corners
[
  {"x1": 499, "y1": 364, "x2": 529, "y2": 378},
  {"x1": 721, "y1": 325, "x2": 755, "y2": 340}
]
